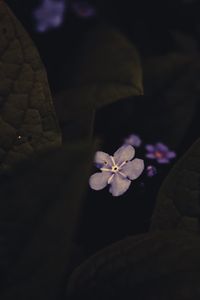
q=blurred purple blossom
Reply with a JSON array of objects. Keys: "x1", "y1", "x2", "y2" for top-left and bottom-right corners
[
  {"x1": 33, "y1": 0, "x2": 67, "y2": 32},
  {"x1": 146, "y1": 165, "x2": 157, "y2": 177},
  {"x1": 145, "y1": 143, "x2": 176, "y2": 164},
  {"x1": 71, "y1": 1, "x2": 96, "y2": 18},
  {"x1": 89, "y1": 145, "x2": 144, "y2": 197},
  {"x1": 124, "y1": 134, "x2": 142, "y2": 147}
]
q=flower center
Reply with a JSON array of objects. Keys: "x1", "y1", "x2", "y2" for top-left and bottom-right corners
[
  {"x1": 155, "y1": 151, "x2": 164, "y2": 159},
  {"x1": 112, "y1": 165, "x2": 119, "y2": 173}
]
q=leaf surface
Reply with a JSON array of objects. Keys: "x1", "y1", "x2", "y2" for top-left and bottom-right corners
[
  {"x1": 0, "y1": 141, "x2": 95, "y2": 299},
  {"x1": 54, "y1": 25, "x2": 143, "y2": 139},
  {"x1": 0, "y1": 2, "x2": 61, "y2": 172},
  {"x1": 151, "y1": 138, "x2": 200, "y2": 232}
]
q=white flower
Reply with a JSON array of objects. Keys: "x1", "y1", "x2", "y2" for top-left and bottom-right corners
[{"x1": 89, "y1": 145, "x2": 144, "y2": 197}]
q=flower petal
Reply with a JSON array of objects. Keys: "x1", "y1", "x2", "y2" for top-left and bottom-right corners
[
  {"x1": 89, "y1": 172, "x2": 112, "y2": 190},
  {"x1": 166, "y1": 151, "x2": 176, "y2": 159},
  {"x1": 72, "y1": 1, "x2": 96, "y2": 17},
  {"x1": 156, "y1": 143, "x2": 169, "y2": 152},
  {"x1": 145, "y1": 144, "x2": 155, "y2": 152},
  {"x1": 36, "y1": 22, "x2": 48, "y2": 32},
  {"x1": 33, "y1": 0, "x2": 66, "y2": 32},
  {"x1": 146, "y1": 153, "x2": 156, "y2": 159},
  {"x1": 50, "y1": 15, "x2": 63, "y2": 27},
  {"x1": 113, "y1": 145, "x2": 135, "y2": 165},
  {"x1": 109, "y1": 174, "x2": 131, "y2": 197},
  {"x1": 121, "y1": 158, "x2": 144, "y2": 180},
  {"x1": 157, "y1": 158, "x2": 170, "y2": 164},
  {"x1": 94, "y1": 151, "x2": 112, "y2": 168},
  {"x1": 124, "y1": 134, "x2": 142, "y2": 147}
]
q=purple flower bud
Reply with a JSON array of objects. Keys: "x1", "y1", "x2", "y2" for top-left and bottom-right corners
[
  {"x1": 146, "y1": 165, "x2": 157, "y2": 177},
  {"x1": 124, "y1": 134, "x2": 142, "y2": 147},
  {"x1": 33, "y1": 0, "x2": 67, "y2": 32}
]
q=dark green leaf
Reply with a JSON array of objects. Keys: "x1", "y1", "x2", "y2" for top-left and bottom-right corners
[
  {"x1": 0, "y1": 2, "x2": 61, "y2": 173},
  {"x1": 54, "y1": 25, "x2": 143, "y2": 137},
  {"x1": 0, "y1": 141, "x2": 95, "y2": 299},
  {"x1": 0, "y1": 3, "x2": 96, "y2": 298},
  {"x1": 143, "y1": 53, "x2": 199, "y2": 148},
  {"x1": 66, "y1": 231, "x2": 200, "y2": 300},
  {"x1": 151, "y1": 138, "x2": 200, "y2": 232},
  {"x1": 171, "y1": 31, "x2": 198, "y2": 54}
]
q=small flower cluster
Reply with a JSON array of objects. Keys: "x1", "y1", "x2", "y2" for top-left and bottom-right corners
[
  {"x1": 145, "y1": 143, "x2": 176, "y2": 164},
  {"x1": 123, "y1": 134, "x2": 176, "y2": 177},
  {"x1": 33, "y1": 0, "x2": 96, "y2": 33},
  {"x1": 89, "y1": 134, "x2": 176, "y2": 197}
]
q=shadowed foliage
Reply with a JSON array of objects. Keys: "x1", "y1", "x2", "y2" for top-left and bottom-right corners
[
  {"x1": 151, "y1": 138, "x2": 200, "y2": 232},
  {"x1": 142, "y1": 52, "x2": 200, "y2": 148},
  {"x1": 0, "y1": 1, "x2": 61, "y2": 172},
  {"x1": 66, "y1": 231, "x2": 200, "y2": 300},
  {"x1": 0, "y1": 2, "x2": 96, "y2": 299},
  {"x1": 54, "y1": 25, "x2": 143, "y2": 142},
  {"x1": 1, "y1": 1, "x2": 200, "y2": 300},
  {"x1": 0, "y1": 142, "x2": 95, "y2": 299}
]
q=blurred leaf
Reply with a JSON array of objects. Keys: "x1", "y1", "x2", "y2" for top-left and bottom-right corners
[
  {"x1": 0, "y1": 2, "x2": 61, "y2": 173},
  {"x1": 66, "y1": 231, "x2": 200, "y2": 300},
  {"x1": 142, "y1": 53, "x2": 200, "y2": 148},
  {"x1": 151, "y1": 138, "x2": 200, "y2": 232},
  {"x1": 54, "y1": 25, "x2": 143, "y2": 140},
  {"x1": 58, "y1": 104, "x2": 95, "y2": 143},
  {"x1": 75, "y1": 25, "x2": 143, "y2": 102},
  {"x1": 0, "y1": 3, "x2": 96, "y2": 298},
  {"x1": 171, "y1": 31, "x2": 199, "y2": 54},
  {"x1": 0, "y1": 141, "x2": 95, "y2": 299}
]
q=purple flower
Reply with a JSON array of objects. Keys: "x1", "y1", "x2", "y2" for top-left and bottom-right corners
[
  {"x1": 89, "y1": 145, "x2": 144, "y2": 197},
  {"x1": 124, "y1": 134, "x2": 142, "y2": 147},
  {"x1": 33, "y1": 0, "x2": 67, "y2": 32},
  {"x1": 145, "y1": 142, "x2": 176, "y2": 164},
  {"x1": 71, "y1": 1, "x2": 96, "y2": 18},
  {"x1": 146, "y1": 165, "x2": 157, "y2": 177}
]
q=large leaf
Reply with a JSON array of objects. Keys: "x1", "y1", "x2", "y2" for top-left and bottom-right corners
[
  {"x1": 66, "y1": 231, "x2": 200, "y2": 300},
  {"x1": 150, "y1": 138, "x2": 200, "y2": 232},
  {"x1": 0, "y1": 141, "x2": 95, "y2": 299},
  {"x1": 54, "y1": 24, "x2": 143, "y2": 139},
  {"x1": 142, "y1": 52, "x2": 200, "y2": 148},
  {"x1": 171, "y1": 31, "x2": 199, "y2": 54},
  {"x1": 0, "y1": 5, "x2": 95, "y2": 298},
  {"x1": 0, "y1": 1, "x2": 61, "y2": 172}
]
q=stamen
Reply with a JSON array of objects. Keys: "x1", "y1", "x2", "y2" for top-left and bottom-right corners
[
  {"x1": 108, "y1": 174, "x2": 114, "y2": 184},
  {"x1": 155, "y1": 151, "x2": 163, "y2": 159},
  {"x1": 119, "y1": 161, "x2": 126, "y2": 169},
  {"x1": 100, "y1": 167, "x2": 112, "y2": 172},
  {"x1": 111, "y1": 165, "x2": 119, "y2": 173}
]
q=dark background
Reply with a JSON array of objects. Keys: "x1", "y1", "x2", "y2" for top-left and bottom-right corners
[
  {"x1": 5, "y1": 0, "x2": 200, "y2": 91},
  {"x1": 5, "y1": 0, "x2": 200, "y2": 256}
]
